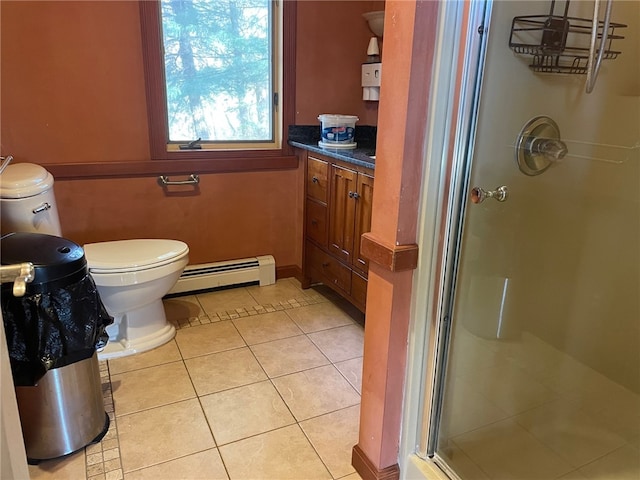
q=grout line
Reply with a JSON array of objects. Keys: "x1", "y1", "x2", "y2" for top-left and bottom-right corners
[
  {"x1": 172, "y1": 294, "x2": 328, "y2": 329},
  {"x1": 84, "y1": 284, "x2": 362, "y2": 480},
  {"x1": 86, "y1": 360, "x2": 123, "y2": 480}
]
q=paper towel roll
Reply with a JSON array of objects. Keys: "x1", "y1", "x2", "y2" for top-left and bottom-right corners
[{"x1": 363, "y1": 87, "x2": 380, "y2": 101}]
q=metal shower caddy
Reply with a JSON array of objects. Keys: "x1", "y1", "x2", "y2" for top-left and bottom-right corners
[{"x1": 509, "y1": 0, "x2": 626, "y2": 91}]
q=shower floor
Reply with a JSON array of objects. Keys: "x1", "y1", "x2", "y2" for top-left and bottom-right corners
[{"x1": 437, "y1": 328, "x2": 640, "y2": 479}]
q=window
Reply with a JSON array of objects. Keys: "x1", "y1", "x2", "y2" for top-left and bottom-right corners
[{"x1": 140, "y1": 0, "x2": 295, "y2": 160}]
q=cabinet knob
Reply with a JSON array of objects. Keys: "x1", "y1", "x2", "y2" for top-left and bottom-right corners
[
  {"x1": 311, "y1": 219, "x2": 318, "y2": 225},
  {"x1": 312, "y1": 176, "x2": 319, "y2": 183},
  {"x1": 322, "y1": 262, "x2": 330, "y2": 267},
  {"x1": 348, "y1": 191, "x2": 360, "y2": 199}
]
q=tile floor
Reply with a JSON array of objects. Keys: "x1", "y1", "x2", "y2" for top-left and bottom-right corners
[
  {"x1": 437, "y1": 328, "x2": 640, "y2": 480},
  {"x1": 28, "y1": 278, "x2": 365, "y2": 480}
]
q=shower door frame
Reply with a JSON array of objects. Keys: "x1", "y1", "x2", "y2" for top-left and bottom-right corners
[
  {"x1": 399, "y1": 0, "x2": 495, "y2": 475},
  {"x1": 421, "y1": 0, "x2": 494, "y2": 463}
]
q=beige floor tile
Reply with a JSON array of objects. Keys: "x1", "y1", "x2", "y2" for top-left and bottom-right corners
[
  {"x1": 28, "y1": 449, "x2": 87, "y2": 480},
  {"x1": 108, "y1": 340, "x2": 182, "y2": 375},
  {"x1": 439, "y1": 377, "x2": 510, "y2": 439},
  {"x1": 308, "y1": 324, "x2": 364, "y2": 363},
  {"x1": 335, "y1": 357, "x2": 363, "y2": 394},
  {"x1": 163, "y1": 295, "x2": 205, "y2": 321},
  {"x1": 201, "y1": 380, "x2": 296, "y2": 445},
  {"x1": 285, "y1": 302, "x2": 356, "y2": 333},
  {"x1": 185, "y1": 347, "x2": 267, "y2": 396},
  {"x1": 124, "y1": 449, "x2": 228, "y2": 480},
  {"x1": 175, "y1": 321, "x2": 245, "y2": 359},
  {"x1": 250, "y1": 335, "x2": 329, "y2": 378},
  {"x1": 117, "y1": 398, "x2": 215, "y2": 473},
  {"x1": 218, "y1": 424, "x2": 331, "y2": 479},
  {"x1": 196, "y1": 287, "x2": 258, "y2": 315},
  {"x1": 273, "y1": 365, "x2": 361, "y2": 421},
  {"x1": 111, "y1": 361, "x2": 195, "y2": 416},
  {"x1": 453, "y1": 418, "x2": 574, "y2": 480},
  {"x1": 232, "y1": 310, "x2": 303, "y2": 345},
  {"x1": 300, "y1": 405, "x2": 360, "y2": 478},
  {"x1": 558, "y1": 470, "x2": 590, "y2": 479},
  {"x1": 577, "y1": 445, "x2": 640, "y2": 479},
  {"x1": 458, "y1": 360, "x2": 557, "y2": 415},
  {"x1": 246, "y1": 278, "x2": 311, "y2": 305},
  {"x1": 339, "y1": 473, "x2": 364, "y2": 480},
  {"x1": 515, "y1": 401, "x2": 627, "y2": 468},
  {"x1": 438, "y1": 443, "x2": 490, "y2": 479},
  {"x1": 593, "y1": 398, "x2": 640, "y2": 443}
]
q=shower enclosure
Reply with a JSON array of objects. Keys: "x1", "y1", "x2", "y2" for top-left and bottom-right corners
[{"x1": 417, "y1": 1, "x2": 639, "y2": 478}]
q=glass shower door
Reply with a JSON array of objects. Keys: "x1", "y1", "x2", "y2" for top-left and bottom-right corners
[{"x1": 430, "y1": 1, "x2": 640, "y2": 479}]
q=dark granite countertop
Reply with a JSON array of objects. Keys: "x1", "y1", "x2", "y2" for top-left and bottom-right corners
[{"x1": 288, "y1": 125, "x2": 376, "y2": 170}]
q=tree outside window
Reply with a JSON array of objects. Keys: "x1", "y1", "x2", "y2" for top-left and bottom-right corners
[{"x1": 160, "y1": 0, "x2": 275, "y2": 144}]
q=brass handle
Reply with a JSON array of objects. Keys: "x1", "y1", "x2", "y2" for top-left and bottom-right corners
[{"x1": 471, "y1": 185, "x2": 508, "y2": 204}]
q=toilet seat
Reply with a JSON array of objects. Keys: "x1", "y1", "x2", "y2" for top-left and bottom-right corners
[{"x1": 84, "y1": 239, "x2": 189, "y2": 274}]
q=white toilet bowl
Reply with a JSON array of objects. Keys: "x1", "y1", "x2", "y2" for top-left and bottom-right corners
[
  {"x1": 84, "y1": 239, "x2": 189, "y2": 360},
  {"x1": 0, "y1": 163, "x2": 190, "y2": 359}
]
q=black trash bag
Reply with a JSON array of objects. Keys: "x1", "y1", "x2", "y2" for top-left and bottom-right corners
[{"x1": 1, "y1": 273, "x2": 113, "y2": 386}]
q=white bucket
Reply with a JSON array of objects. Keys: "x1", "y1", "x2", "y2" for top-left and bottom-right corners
[{"x1": 318, "y1": 114, "x2": 359, "y2": 144}]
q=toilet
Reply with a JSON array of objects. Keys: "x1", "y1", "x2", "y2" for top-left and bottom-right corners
[{"x1": 0, "y1": 163, "x2": 189, "y2": 359}]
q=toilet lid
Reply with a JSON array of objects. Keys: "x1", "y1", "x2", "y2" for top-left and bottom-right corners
[
  {"x1": 84, "y1": 239, "x2": 189, "y2": 273},
  {"x1": 0, "y1": 163, "x2": 55, "y2": 198}
]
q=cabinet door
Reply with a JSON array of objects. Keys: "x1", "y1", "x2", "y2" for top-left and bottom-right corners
[
  {"x1": 305, "y1": 199, "x2": 328, "y2": 247},
  {"x1": 328, "y1": 164, "x2": 357, "y2": 264},
  {"x1": 307, "y1": 156, "x2": 329, "y2": 204},
  {"x1": 353, "y1": 172, "x2": 374, "y2": 271}
]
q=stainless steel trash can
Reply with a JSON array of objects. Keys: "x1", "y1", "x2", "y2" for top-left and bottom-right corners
[
  {"x1": 0, "y1": 232, "x2": 111, "y2": 463},
  {"x1": 15, "y1": 353, "x2": 108, "y2": 461}
]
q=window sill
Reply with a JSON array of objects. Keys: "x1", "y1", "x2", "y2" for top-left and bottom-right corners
[{"x1": 45, "y1": 155, "x2": 299, "y2": 180}]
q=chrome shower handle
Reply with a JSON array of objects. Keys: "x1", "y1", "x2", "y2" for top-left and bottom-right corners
[{"x1": 529, "y1": 137, "x2": 568, "y2": 161}]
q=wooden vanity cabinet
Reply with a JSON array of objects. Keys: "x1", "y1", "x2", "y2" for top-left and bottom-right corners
[{"x1": 302, "y1": 152, "x2": 374, "y2": 312}]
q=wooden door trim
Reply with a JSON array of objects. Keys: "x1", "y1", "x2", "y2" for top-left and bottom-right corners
[{"x1": 360, "y1": 232, "x2": 418, "y2": 272}]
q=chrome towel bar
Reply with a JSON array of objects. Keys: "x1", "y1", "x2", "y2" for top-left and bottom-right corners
[{"x1": 157, "y1": 174, "x2": 200, "y2": 186}]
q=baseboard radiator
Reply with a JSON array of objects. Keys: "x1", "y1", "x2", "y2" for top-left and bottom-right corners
[{"x1": 168, "y1": 255, "x2": 276, "y2": 295}]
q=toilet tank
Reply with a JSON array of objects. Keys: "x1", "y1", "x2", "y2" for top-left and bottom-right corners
[{"x1": 0, "y1": 163, "x2": 62, "y2": 236}]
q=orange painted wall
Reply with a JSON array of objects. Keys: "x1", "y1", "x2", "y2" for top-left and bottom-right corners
[
  {"x1": 53, "y1": 172, "x2": 299, "y2": 265},
  {"x1": 0, "y1": 1, "x2": 383, "y2": 268},
  {"x1": 295, "y1": 0, "x2": 384, "y2": 126},
  {"x1": 0, "y1": 1, "x2": 149, "y2": 165}
]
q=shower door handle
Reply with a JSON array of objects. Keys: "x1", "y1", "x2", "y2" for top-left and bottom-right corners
[{"x1": 471, "y1": 185, "x2": 508, "y2": 204}]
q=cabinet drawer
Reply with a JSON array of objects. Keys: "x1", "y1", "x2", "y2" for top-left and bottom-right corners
[
  {"x1": 307, "y1": 157, "x2": 329, "y2": 203},
  {"x1": 306, "y1": 242, "x2": 351, "y2": 294},
  {"x1": 306, "y1": 200, "x2": 327, "y2": 247},
  {"x1": 351, "y1": 270, "x2": 368, "y2": 310}
]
